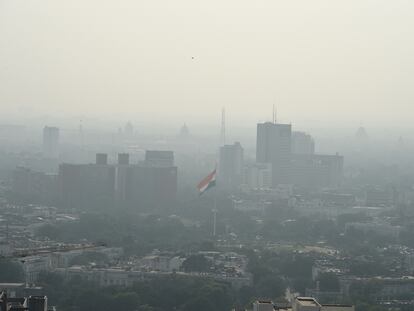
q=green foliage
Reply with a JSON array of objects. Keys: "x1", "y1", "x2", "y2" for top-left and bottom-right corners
[
  {"x1": 317, "y1": 273, "x2": 340, "y2": 292},
  {"x1": 255, "y1": 274, "x2": 286, "y2": 299},
  {"x1": 36, "y1": 224, "x2": 61, "y2": 240},
  {"x1": 34, "y1": 212, "x2": 210, "y2": 256},
  {"x1": 337, "y1": 213, "x2": 372, "y2": 229},
  {"x1": 180, "y1": 296, "x2": 215, "y2": 311},
  {"x1": 0, "y1": 259, "x2": 24, "y2": 282},
  {"x1": 282, "y1": 255, "x2": 313, "y2": 279},
  {"x1": 400, "y1": 223, "x2": 414, "y2": 248},
  {"x1": 349, "y1": 260, "x2": 387, "y2": 277},
  {"x1": 246, "y1": 250, "x2": 312, "y2": 296},
  {"x1": 36, "y1": 272, "x2": 234, "y2": 311},
  {"x1": 349, "y1": 280, "x2": 384, "y2": 303},
  {"x1": 182, "y1": 254, "x2": 211, "y2": 272},
  {"x1": 236, "y1": 286, "x2": 257, "y2": 306}
]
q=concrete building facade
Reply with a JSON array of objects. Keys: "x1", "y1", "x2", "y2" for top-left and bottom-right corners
[
  {"x1": 42, "y1": 126, "x2": 59, "y2": 159},
  {"x1": 256, "y1": 122, "x2": 292, "y2": 186},
  {"x1": 219, "y1": 142, "x2": 244, "y2": 189}
]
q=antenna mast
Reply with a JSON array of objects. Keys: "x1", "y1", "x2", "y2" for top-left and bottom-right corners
[
  {"x1": 220, "y1": 108, "x2": 226, "y2": 145},
  {"x1": 272, "y1": 104, "x2": 277, "y2": 123}
]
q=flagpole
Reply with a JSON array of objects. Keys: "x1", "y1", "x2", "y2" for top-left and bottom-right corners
[
  {"x1": 213, "y1": 161, "x2": 218, "y2": 238},
  {"x1": 196, "y1": 166, "x2": 218, "y2": 237},
  {"x1": 213, "y1": 192, "x2": 217, "y2": 237}
]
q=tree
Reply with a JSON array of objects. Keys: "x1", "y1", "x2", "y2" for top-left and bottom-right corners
[
  {"x1": 112, "y1": 292, "x2": 140, "y2": 311},
  {"x1": 256, "y1": 275, "x2": 286, "y2": 299},
  {"x1": 282, "y1": 255, "x2": 313, "y2": 279},
  {"x1": 0, "y1": 259, "x2": 24, "y2": 282},
  {"x1": 318, "y1": 273, "x2": 340, "y2": 292},
  {"x1": 182, "y1": 255, "x2": 211, "y2": 272},
  {"x1": 36, "y1": 224, "x2": 61, "y2": 240},
  {"x1": 236, "y1": 286, "x2": 257, "y2": 307},
  {"x1": 180, "y1": 296, "x2": 216, "y2": 311}
]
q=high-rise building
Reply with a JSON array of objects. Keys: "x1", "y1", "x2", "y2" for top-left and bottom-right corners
[
  {"x1": 178, "y1": 124, "x2": 190, "y2": 138},
  {"x1": 58, "y1": 155, "x2": 115, "y2": 210},
  {"x1": 244, "y1": 163, "x2": 272, "y2": 189},
  {"x1": 124, "y1": 165, "x2": 178, "y2": 209},
  {"x1": 115, "y1": 153, "x2": 130, "y2": 202},
  {"x1": 59, "y1": 153, "x2": 177, "y2": 210},
  {"x1": 290, "y1": 154, "x2": 344, "y2": 188},
  {"x1": 117, "y1": 153, "x2": 130, "y2": 165},
  {"x1": 145, "y1": 150, "x2": 174, "y2": 167},
  {"x1": 124, "y1": 122, "x2": 134, "y2": 138},
  {"x1": 12, "y1": 167, "x2": 58, "y2": 203},
  {"x1": 256, "y1": 122, "x2": 292, "y2": 186},
  {"x1": 219, "y1": 142, "x2": 244, "y2": 189},
  {"x1": 292, "y1": 131, "x2": 315, "y2": 155},
  {"x1": 96, "y1": 153, "x2": 108, "y2": 165},
  {"x1": 42, "y1": 126, "x2": 59, "y2": 159}
]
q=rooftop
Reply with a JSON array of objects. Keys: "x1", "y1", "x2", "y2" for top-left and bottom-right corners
[{"x1": 296, "y1": 297, "x2": 321, "y2": 307}]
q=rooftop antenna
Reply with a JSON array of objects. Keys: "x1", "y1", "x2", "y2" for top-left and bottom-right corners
[
  {"x1": 272, "y1": 104, "x2": 277, "y2": 124},
  {"x1": 220, "y1": 107, "x2": 226, "y2": 146}
]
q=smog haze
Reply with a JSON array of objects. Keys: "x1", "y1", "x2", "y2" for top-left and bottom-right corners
[{"x1": 1, "y1": 0, "x2": 414, "y2": 127}]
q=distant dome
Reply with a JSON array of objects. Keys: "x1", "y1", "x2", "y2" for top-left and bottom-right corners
[
  {"x1": 179, "y1": 123, "x2": 190, "y2": 137},
  {"x1": 124, "y1": 122, "x2": 134, "y2": 136}
]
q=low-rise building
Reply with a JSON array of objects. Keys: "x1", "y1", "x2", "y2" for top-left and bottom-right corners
[
  {"x1": 293, "y1": 297, "x2": 321, "y2": 311},
  {"x1": 252, "y1": 297, "x2": 354, "y2": 311},
  {"x1": 22, "y1": 256, "x2": 51, "y2": 284},
  {"x1": 0, "y1": 291, "x2": 53, "y2": 311},
  {"x1": 345, "y1": 221, "x2": 401, "y2": 239},
  {"x1": 253, "y1": 300, "x2": 274, "y2": 311}
]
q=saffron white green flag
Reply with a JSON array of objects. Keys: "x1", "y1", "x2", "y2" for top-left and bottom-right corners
[{"x1": 197, "y1": 169, "x2": 217, "y2": 195}]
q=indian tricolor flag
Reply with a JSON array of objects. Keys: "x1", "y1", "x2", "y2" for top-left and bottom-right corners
[{"x1": 197, "y1": 169, "x2": 217, "y2": 195}]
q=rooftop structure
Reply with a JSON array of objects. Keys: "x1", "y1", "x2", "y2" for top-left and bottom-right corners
[
  {"x1": 253, "y1": 297, "x2": 354, "y2": 311},
  {"x1": 253, "y1": 300, "x2": 274, "y2": 311},
  {"x1": 0, "y1": 291, "x2": 53, "y2": 311},
  {"x1": 293, "y1": 297, "x2": 321, "y2": 311},
  {"x1": 145, "y1": 150, "x2": 174, "y2": 167}
]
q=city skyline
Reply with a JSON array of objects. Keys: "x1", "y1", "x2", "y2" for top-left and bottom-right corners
[{"x1": 1, "y1": 1, "x2": 414, "y2": 310}]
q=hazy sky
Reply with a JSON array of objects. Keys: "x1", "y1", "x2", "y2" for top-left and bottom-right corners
[{"x1": 1, "y1": 0, "x2": 413, "y2": 126}]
